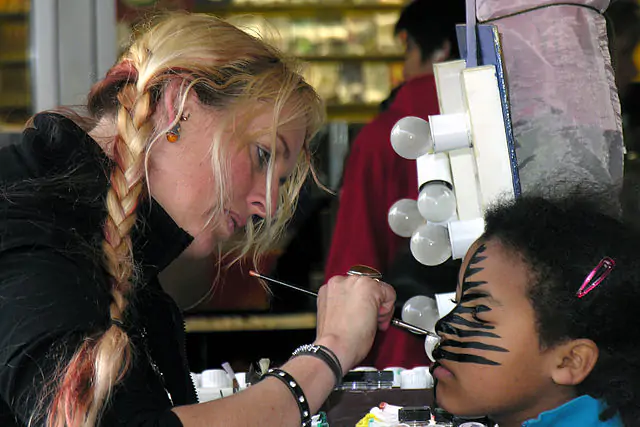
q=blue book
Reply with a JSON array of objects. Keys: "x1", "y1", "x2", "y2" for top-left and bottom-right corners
[{"x1": 456, "y1": 24, "x2": 521, "y2": 198}]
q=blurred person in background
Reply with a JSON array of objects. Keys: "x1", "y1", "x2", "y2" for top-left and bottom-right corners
[{"x1": 324, "y1": 0, "x2": 466, "y2": 369}]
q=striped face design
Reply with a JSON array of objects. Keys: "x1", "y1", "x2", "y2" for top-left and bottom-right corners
[
  {"x1": 430, "y1": 240, "x2": 563, "y2": 425},
  {"x1": 433, "y1": 244, "x2": 509, "y2": 366}
]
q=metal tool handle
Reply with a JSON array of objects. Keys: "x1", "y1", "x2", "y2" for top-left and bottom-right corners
[{"x1": 391, "y1": 318, "x2": 439, "y2": 339}]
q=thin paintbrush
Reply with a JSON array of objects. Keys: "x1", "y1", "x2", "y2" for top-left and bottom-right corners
[{"x1": 249, "y1": 270, "x2": 439, "y2": 339}]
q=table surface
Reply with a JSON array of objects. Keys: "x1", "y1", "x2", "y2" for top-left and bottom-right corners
[{"x1": 321, "y1": 388, "x2": 434, "y2": 427}]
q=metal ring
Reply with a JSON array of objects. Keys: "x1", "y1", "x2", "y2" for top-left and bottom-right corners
[{"x1": 346, "y1": 264, "x2": 383, "y2": 279}]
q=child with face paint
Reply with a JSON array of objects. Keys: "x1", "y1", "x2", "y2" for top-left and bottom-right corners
[{"x1": 430, "y1": 194, "x2": 640, "y2": 427}]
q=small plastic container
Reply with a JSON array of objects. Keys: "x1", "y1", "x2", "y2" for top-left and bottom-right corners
[
  {"x1": 338, "y1": 370, "x2": 394, "y2": 390},
  {"x1": 398, "y1": 406, "x2": 431, "y2": 426}
]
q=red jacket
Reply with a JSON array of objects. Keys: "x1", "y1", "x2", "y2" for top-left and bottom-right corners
[{"x1": 324, "y1": 74, "x2": 440, "y2": 369}]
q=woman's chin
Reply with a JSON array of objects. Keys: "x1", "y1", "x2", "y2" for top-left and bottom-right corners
[{"x1": 183, "y1": 233, "x2": 219, "y2": 259}]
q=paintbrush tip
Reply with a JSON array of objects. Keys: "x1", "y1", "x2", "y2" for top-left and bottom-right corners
[{"x1": 249, "y1": 270, "x2": 259, "y2": 277}]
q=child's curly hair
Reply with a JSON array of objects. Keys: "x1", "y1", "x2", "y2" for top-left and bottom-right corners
[{"x1": 483, "y1": 189, "x2": 640, "y2": 426}]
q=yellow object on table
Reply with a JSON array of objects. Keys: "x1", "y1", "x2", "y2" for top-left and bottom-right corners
[{"x1": 355, "y1": 413, "x2": 380, "y2": 426}]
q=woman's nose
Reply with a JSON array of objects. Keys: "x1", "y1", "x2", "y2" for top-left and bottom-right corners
[{"x1": 247, "y1": 180, "x2": 279, "y2": 219}]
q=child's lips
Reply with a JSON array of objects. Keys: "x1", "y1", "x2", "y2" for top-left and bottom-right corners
[{"x1": 431, "y1": 362, "x2": 454, "y2": 380}]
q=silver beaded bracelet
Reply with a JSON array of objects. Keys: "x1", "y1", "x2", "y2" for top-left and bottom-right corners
[{"x1": 291, "y1": 344, "x2": 343, "y2": 387}]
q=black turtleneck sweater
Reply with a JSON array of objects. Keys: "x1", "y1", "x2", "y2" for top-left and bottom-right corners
[{"x1": 0, "y1": 114, "x2": 197, "y2": 426}]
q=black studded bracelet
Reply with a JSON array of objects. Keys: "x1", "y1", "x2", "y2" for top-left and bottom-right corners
[{"x1": 263, "y1": 368, "x2": 312, "y2": 427}]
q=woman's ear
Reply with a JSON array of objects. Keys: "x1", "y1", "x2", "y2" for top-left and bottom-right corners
[
  {"x1": 160, "y1": 79, "x2": 195, "y2": 126},
  {"x1": 550, "y1": 339, "x2": 599, "y2": 386}
]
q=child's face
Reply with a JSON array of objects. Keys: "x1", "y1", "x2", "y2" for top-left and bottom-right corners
[{"x1": 431, "y1": 239, "x2": 570, "y2": 424}]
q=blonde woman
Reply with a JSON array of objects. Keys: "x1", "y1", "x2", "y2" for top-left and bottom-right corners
[{"x1": 0, "y1": 13, "x2": 395, "y2": 427}]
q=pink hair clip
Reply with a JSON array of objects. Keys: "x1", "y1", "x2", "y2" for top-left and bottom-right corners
[{"x1": 576, "y1": 257, "x2": 615, "y2": 298}]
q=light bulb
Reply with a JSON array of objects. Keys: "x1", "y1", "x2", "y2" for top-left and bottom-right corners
[
  {"x1": 388, "y1": 199, "x2": 424, "y2": 238},
  {"x1": 390, "y1": 116, "x2": 433, "y2": 159},
  {"x1": 417, "y1": 182, "x2": 457, "y2": 223},
  {"x1": 401, "y1": 295, "x2": 439, "y2": 333},
  {"x1": 410, "y1": 223, "x2": 452, "y2": 266}
]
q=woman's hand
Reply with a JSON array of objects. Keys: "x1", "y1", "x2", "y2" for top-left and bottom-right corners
[{"x1": 314, "y1": 275, "x2": 396, "y2": 374}]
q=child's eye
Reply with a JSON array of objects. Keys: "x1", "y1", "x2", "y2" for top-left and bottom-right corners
[
  {"x1": 256, "y1": 145, "x2": 271, "y2": 169},
  {"x1": 472, "y1": 305, "x2": 491, "y2": 323}
]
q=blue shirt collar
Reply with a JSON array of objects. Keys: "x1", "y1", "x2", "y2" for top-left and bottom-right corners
[{"x1": 522, "y1": 395, "x2": 622, "y2": 427}]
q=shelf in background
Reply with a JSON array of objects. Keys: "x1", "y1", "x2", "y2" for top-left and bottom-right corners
[
  {"x1": 0, "y1": 123, "x2": 23, "y2": 132},
  {"x1": 0, "y1": 93, "x2": 30, "y2": 109},
  {"x1": 326, "y1": 103, "x2": 380, "y2": 122},
  {"x1": 197, "y1": 3, "x2": 403, "y2": 15},
  {"x1": 0, "y1": 12, "x2": 28, "y2": 20},
  {"x1": 0, "y1": 56, "x2": 28, "y2": 67},
  {"x1": 298, "y1": 54, "x2": 402, "y2": 62},
  {"x1": 185, "y1": 312, "x2": 317, "y2": 332}
]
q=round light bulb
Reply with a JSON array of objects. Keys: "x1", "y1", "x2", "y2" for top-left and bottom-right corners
[
  {"x1": 417, "y1": 182, "x2": 457, "y2": 223},
  {"x1": 388, "y1": 199, "x2": 424, "y2": 238},
  {"x1": 410, "y1": 223, "x2": 452, "y2": 266},
  {"x1": 401, "y1": 295, "x2": 439, "y2": 333},
  {"x1": 390, "y1": 116, "x2": 433, "y2": 159}
]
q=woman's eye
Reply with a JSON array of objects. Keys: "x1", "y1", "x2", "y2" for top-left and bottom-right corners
[{"x1": 256, "y1": 145, "x2": 271, "y2": 169}]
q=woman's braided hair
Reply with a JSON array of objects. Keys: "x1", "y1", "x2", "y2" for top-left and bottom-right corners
[{"x1": 43, "y1": 12, "x2": 324, "y2": 426}]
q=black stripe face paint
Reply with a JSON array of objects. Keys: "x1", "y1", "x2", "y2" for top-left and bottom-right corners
[
  {"x1": 435, "y1": 349, "x2": 502, "y2": 366},
  {"x1": 434, "y1": 243, "x2": 509, "y2": 366}
]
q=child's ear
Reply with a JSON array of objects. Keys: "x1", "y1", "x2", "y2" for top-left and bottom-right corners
[{"x1": 550, "y1": 339, "x2": 599, "y2": 386}]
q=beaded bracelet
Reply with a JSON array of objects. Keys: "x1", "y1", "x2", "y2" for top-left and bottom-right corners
[
  {"x1": 263, "y1": 368, "x2": 312, "y2": 427},
  {"x1": 291, "y1": 344, "x2": 343, "y2": 388}
]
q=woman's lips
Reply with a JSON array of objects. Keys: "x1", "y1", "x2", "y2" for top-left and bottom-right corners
[{"x1": 225, "y1": 210, "x2": 238, "y2": 234}]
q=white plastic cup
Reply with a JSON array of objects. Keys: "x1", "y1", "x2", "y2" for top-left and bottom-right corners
[
  {"x1": 412, "y1": 366, "x2": 434, "y2": 388},
  {"x1": 400, "y1": 368, "x2": 428, "y2": 389},
  {"x1": 201, "y1": 369, "x2": 232, "y2": 388}
]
